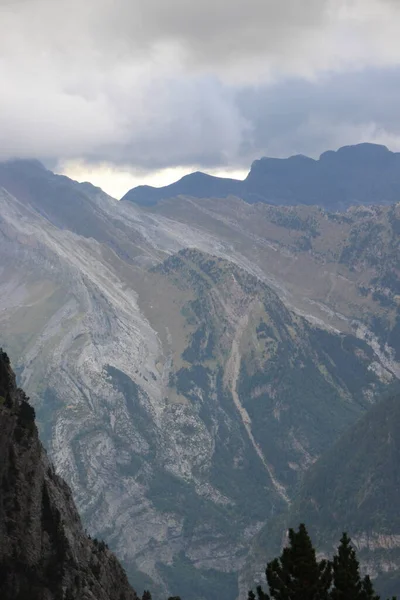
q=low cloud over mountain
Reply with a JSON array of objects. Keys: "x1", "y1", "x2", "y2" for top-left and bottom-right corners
[{"x1": 3, "y1": 0, "x2": 400, "y2": 190}]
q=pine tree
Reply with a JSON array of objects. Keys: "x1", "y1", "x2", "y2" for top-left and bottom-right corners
[
  {"x1": 330, "y1": 533, "x2": 363, "y2": 600},
  {"x1": 247, "y1": 587, "x2": 270, "y2": 600},
  {"x1": 142, "y1": 591, "x2": 152, "y2": 600},
  {"x1": 247, "y1": 524, "x2": 397, "y2": 600},
  {"x1": 255, "y1": 585, "x2": 270, "y2": 600},
  {"x1": 249, "y1": 524, "x2": 332, "y2": 600},
  {"x1": 360, "y1": 576, "x2": 380, "y2": 600}
]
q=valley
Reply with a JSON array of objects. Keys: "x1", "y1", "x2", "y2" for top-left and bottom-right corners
[{"x1": 0, "y1": 155, "x2": 399, "y2": 599}]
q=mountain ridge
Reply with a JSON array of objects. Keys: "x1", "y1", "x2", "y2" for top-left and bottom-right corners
[
  {"x1": 121, "y1": 143, "x2": 400, "y2": 210},
  {"x1": 1, "y1": 156, "x2": 400, "y2": 599}
]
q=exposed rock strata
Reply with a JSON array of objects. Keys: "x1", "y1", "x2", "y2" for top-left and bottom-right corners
[{"x1": 0, "y1": 349, "x2": 138, "y2": 600}]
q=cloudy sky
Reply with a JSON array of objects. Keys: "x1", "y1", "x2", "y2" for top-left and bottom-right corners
[{"x1": 2, "y1": 0, "x2": 400, "y2": 196}]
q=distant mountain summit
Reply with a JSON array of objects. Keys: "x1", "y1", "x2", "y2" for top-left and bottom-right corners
[
  {"x1": 122, "y1": 143, "x2": 400, "y2": 210},
  {"x1": 122, "y1": 171, "x2": 243, "y2": 207}
]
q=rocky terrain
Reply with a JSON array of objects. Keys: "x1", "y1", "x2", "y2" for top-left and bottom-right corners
[
  {"x1": 142, "y1": 194, "x2": 400, "y2": 366},
  {"x1": 0, "y1": 348, "x2": 138, "y2": 600},
  {"x1": 1, "y1": 157, "x2": 400, "y2": 598}
]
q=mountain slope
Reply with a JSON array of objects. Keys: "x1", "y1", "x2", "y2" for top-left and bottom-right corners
[
  {"x1": 243, "y1": 390, "x2": 400, "y2": 597},
  {"x1": 0, "y1": 349, "x2": 138, "y2": 600},
  {"x1": 122, "y1": 171, "x2": 243, "y2": 207},
  {"x1": 150, "y1": 248, "x2": 393, "y2": 496},
  {"x1": 122, "y1": 143, "x2": 400, "y2": 211},
  {"x1": 295, "y1": 391, "x2": 400, "y2": 556},
  {"x1": 101, "y1": 247, "x2": 396, "y2": 599},
  {"x1": 144, "y1": 195, "x2": 400, "y2": 367},
  {"x1": 1, "y1": 159, "x2": 399, "y2": 600}
]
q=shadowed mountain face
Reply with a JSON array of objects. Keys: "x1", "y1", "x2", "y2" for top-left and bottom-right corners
[
  {"x1": 296, "y1": 391, "x2": 400, "y2": 592},
  {"x1": 0, "y1": 349, "x2": 138, "y2": 600},
  {"x1": 122, "y1": 143, "x2": 400, "y2": 210},
  {"x1": 244, "y1": 389, "x2": 400, "y2": 598},
  {"x1": 122, "y1": 171, "x2": 243, "y2": 207},
  {"x1": 1, "y1": 157, "x2": 400, "y2": 599}
]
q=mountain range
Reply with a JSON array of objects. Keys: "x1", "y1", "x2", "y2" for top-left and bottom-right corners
[
  {"x1": 122, "y1": 143, "x2": 400, "y2": 211},
  {"x1": 0, "y1": 146, "x2": 399, "y2": 599}
]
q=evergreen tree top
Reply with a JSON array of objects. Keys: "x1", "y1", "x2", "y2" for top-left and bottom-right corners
[{"x1": 247, "y1": 524, "x2": 396, "y2": 600}]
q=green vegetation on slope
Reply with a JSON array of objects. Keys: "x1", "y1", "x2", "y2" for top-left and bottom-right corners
[
  {"x1": 250, "y1": 524, "x2": 395, "y2": 600},
  {"x1": 246, "y1": 390, "x2": 400, "y2": 597},
  {"x1": 293, "y1": 391, "x2": 400, "y2": 539}
]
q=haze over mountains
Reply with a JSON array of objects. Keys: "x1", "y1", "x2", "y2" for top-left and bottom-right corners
[
  {"x1": 0, "y1": 145, "x2": 400, "y2": 599},
  {"x1": 122, "y1": 143, "x2": 400, "y2": 211}
]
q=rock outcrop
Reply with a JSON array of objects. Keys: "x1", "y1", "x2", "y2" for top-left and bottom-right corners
[{"x1": 0, "y1": 349, "x2": 138, "y2": 600}]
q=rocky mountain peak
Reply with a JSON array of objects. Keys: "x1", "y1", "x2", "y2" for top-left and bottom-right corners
[{"x1": 122, "y1": 142, "x2": 400, "y2": 209}]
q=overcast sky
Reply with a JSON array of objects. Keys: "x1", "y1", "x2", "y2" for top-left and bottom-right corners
[{"x1": 2, "y1": 0, "x2": 400, "y2": 196}]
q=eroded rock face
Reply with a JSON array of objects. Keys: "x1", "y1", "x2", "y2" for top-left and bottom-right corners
[{"x1": 0, "y1": 349, "x2": 138, "y2": 600}]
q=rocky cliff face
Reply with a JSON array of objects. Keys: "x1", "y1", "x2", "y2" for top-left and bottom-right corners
[{"x1": 0, "y1": 349, "x2": 138, "y2": 600}]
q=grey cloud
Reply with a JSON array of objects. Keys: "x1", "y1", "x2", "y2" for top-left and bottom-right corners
[
  {"x1": 109, "y1": 67, "x2": 400, "y2": 170},
  {"x1": 0, "y1": 0, "x2": 331, "y2": 67},
  {"x1": 236, "y1": 68, "x2": 400, "y2": 161},
  {"x1": 120, "y1": 0, "x2": 330, "y2": 68},
  {"x1": 72, "y1": 67, "x2": 400, "y2": 170},
  {"x1": 1, "y1": 0, "x2": 400, "y2": 171},
  {"x1": 2, "y1": 0, "x2": 399, "y2": 74}
]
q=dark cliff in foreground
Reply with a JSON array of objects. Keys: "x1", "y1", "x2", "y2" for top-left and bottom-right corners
[{"x1": 0, "y1": 349, "x2": 138, "y2": 600}]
